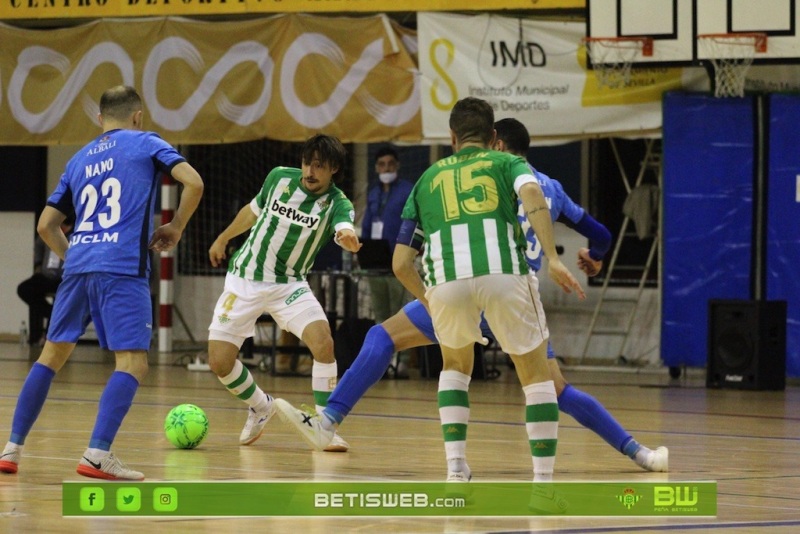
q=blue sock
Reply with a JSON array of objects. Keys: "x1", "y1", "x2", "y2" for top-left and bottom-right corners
[
  {"x1": 325, "y1": 325, "x2": 395, "y2": 424},
  {"x1": 88, "y1": 371, "x2": 139, "y2": 451},
  {"x1": 558, "y1": 384, "x2": 633, "y2": 455},
  {"x1": 9, "y1": 363, "x2": 56, "y2": 445}
]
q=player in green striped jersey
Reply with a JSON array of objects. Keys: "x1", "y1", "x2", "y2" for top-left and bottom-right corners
[
  {"x1": 206, "y1": 134, "x2": 361, "y2": 452},
  {"x1": 395, "y1": 97, "x2": 584, "y2": 488}
]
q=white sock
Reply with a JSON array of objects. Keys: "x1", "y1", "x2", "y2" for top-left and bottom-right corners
[
  {"x1": 319, "y1": 413, "x2": 336, "y2": 431},
  {"x1": 447, "y1": 458, "x2": 468, "y2": 474},
  {"x1": 255, "y1": 394, "x2": 274, "y2": 414},
  {"x1": 84, "y1": 447, "x2": 109, "y2": 460},
  {"x1": 634, "y1": 446, "x2": 654, "y2": 467},
  {"x1": 3, "y1": 441, "x2": 21, "y2": 454}
]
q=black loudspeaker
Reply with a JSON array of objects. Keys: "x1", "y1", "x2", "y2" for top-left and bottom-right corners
[{"x1": 707, "y1": 300, "x2": 787, "y2": 390}]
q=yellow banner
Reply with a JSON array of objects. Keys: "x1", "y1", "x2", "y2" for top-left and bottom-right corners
[
  {"x1": 0, "y1": 15, "x2": 420, "y2": 145},
  {"x1": 0, "y1": 1, "x2": 584, "y2": 21}
]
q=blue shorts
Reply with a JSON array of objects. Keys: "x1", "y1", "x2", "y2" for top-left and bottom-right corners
[
  {"x1": 48, "y1": 273, "x2": 153, "y2": 351},
  {"x1": 401, "y1": 299, "x2": 555, "y2": 358}
]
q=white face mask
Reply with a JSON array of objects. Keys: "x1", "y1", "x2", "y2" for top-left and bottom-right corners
[{"x1": 378, "y1": 172, "x2": 398, "y2": 184}]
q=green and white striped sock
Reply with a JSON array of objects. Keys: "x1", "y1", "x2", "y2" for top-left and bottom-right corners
[
  {"x1": 219, "y1": 360, "x2": 269, "y2": 412},
  {"x1": 438, "y1": 370, "x2": 471, "y2": 470},
  {"x1": 524, "y1": 380, "x2": 558, "y2": 482},
  {"x1": 312, "y1": 361, "x2": 337, "y2": 414}
]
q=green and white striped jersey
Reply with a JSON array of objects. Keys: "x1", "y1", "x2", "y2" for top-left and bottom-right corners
[
  {"x1": 229, "y1": 166, "x2": 355, "y2": 283},
  {"x1": 401, "y1": 146, "x2": 535, "y2": 287}
]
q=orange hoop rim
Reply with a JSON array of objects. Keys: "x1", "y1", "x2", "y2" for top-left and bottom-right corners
[
  {"x1": 581, "y1": 36, "x2": 654, "y2": 57},
  {"x1": 697, "y1": 32, "x2": 768, "y2": 53}
]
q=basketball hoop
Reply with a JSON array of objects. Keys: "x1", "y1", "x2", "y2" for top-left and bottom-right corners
[
  {"x1": 698, "y1": 33, "x2": 767, "y2": 97},
  {"x1": 582, "y1": 37, "x2": 654, "y2": 89}
]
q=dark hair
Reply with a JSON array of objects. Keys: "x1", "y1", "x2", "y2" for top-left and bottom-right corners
[
  {"x1": 449, "y1": 97, "x2": 495, "y2": 146},
  {"x1": 374, "y1": 145, "x2": 399, "y2": 163},
  {"x1": 99, "y1": 85, "x2": 142, "y2": 121},
  {"x1": 494, "y1": 118, "x2": 530, "y2": 157},
  {"x1": 301, "y1": 134, "x2": 347, "y2": 182}
]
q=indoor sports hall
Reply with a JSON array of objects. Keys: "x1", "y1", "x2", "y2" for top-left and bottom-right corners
[{"x1": 1, "y1": 1, "x2": 799, "y2": 532}]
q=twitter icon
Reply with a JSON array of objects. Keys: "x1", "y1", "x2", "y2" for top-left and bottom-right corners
[{"x1": 117, "y1": 487, "x2": 141, "y2": 512}]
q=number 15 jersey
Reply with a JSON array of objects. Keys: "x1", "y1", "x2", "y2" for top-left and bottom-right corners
[
  {"x1": 47, "y1": 129, "x2": 186, "y2": 278},
  {"x1": 401, "y1": 146, "x2": 537, "y2": 287}
]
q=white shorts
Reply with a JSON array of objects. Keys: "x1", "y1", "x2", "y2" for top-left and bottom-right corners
[
  {"x1": 426, "y1": 273, "x2": 548, "y2": 356},
  {"x1": 208, "y1": 273, "x2": 328, "y2": 347}
]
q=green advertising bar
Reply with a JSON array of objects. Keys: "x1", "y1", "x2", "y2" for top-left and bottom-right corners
[{"x1": 63, "y1": 481, "x2": 717, "y2": 517}]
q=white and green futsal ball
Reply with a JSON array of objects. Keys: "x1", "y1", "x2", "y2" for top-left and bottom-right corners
[{"x1": 164, "y1": 404, "x2": 209, "y2": 449}]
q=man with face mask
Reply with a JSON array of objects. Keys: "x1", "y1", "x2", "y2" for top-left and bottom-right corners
[{"x1": 360, "y1": 146, "x2": 414, "y2": 377}]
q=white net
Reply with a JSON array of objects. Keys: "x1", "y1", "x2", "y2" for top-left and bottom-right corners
[
  {"x1": 698, "y1": 34, "x2": 763, "y2": 98},
  {"x1": 583, "y1": 38, "x2": 645, "y2": 89}
]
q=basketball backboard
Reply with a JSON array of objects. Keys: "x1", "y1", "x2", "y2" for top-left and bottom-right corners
[
  {"x1": 587, "y1": 0, "x2": 800, "y2": 66},
  {"x1": 696, "y1": 0, "x2": 799, "y2": 63},
  {"x1": 587, "y1": 0, "x2": 695, "y2": 66}
]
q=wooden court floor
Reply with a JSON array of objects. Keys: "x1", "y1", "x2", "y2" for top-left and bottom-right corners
[{"x1": 1, "y1": 342, "x2": 799, "y2": 533}]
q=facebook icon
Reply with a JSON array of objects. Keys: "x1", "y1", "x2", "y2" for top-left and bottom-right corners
[{"x1": 80, "y1": 487, "x2": 105, "y2": 512}]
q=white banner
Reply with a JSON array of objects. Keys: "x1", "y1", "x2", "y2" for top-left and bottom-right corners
[{"x1": 418, "y1": 12, "x2": 707, "y2": 141}]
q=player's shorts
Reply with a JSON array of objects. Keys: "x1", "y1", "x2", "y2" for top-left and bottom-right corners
[
  {"x1": 48, "y1": 273, "x2": 153, "y2": 351},
  {"x1": 208, "y1": 273, "x2": 328, "y2": 348},
  {"x1": 426, "y1": 273, "x2": 549, "y2": 356},
  {"x1": 402, "y1": 299, "x2": 495, "y2": 345}
]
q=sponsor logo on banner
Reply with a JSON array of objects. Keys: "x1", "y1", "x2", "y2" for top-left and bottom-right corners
[{"x1": 418, "y1": 12, "x2": 707, "y2": 140}]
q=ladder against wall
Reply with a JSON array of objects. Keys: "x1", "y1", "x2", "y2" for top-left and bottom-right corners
[{"x1": 578, "y1": 138, "x2": 661, "y2": 367}]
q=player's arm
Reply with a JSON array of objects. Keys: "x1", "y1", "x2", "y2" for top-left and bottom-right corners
[
  {"x1": 519, "y1": 180, "x2": 585, "y2": 299},
  {"x1": 208, "y1": 203, "x2": 258, "y2": 268},
  {"x1": 335, "y1": 225, "x2": 362, "y2": 253},
  {"x1": 570, "y1": 213, "x2": 612, "y2": 276},
  {"x1": 150, "y1": 162, "x2": 204, "y2": 253},
  {"x1": 333, "y1": 197, "x2": 362, "y2": 253},
  {"x1": 36, "y1": 206, "x2": 70, "y2": 261},
  {"x1": 568, "y1": 212, "x2": 612, "y2": 259},
  {"x1": 393, "y1": 218, "x2": 427, "y2": 307},
  {"x1": 553, "y1": 178, "x2": 612, "y2": 276}
]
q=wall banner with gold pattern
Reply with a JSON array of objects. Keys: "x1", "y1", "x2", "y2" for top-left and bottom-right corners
[{"x1": 0, "y1": 15, "x2": 419, "y2": 145}]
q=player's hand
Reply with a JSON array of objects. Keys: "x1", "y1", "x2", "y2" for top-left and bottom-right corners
[
  {"x1": 547, "y1": 258, "x2": 586, "y2": 300},
  {"x1": 208, "y1": 239, "x2": 228, "y2": 268},
  {"x1": 577, "y1": 247, "x2": 603, "y2": 277},
  {"x1": 336, "y1": 229, "x2": 362, "y2": 253},
  {"x1": 149, "y1": 223, "x2": 182, "y2": 253}
]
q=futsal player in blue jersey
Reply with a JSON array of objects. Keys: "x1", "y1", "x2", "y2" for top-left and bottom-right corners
[
  {"x1": 0, "y1": 85, "x2": 204, "y2": 481},
  {"x1": 277, "y1": 118, "x2": 668, "y2": 473}
]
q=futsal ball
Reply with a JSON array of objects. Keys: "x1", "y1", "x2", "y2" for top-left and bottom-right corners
[{"x1": 164, "y1": 404, "x2": 209, "y2": 449}]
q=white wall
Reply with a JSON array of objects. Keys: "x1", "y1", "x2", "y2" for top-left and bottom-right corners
[
  {"x1": 0, "y1": 212, "x2": 35, "y2": 338},
  {"x1": 0, "y1": 146, "x2": 75, "y2": 337}
]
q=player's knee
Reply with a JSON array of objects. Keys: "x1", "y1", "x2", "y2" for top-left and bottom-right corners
[
  {"x1": 208, "y1": 352, "x2": 235, "y2": 377},
  {"x1": 309, "y1": 335, "x2": 335, "y2": 363}
]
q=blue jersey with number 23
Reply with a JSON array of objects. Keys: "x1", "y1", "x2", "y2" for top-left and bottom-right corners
[{"x1": 47, "y1": 129, "x2": 186, "y2": 279}]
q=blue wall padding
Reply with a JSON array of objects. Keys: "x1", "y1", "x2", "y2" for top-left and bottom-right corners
[
  {"x1": 662, "y1": 93, "x2": 753, "y2": 367},
  {"x1": 766, "y1": 94, "x2": 800, "y2": 377}
]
